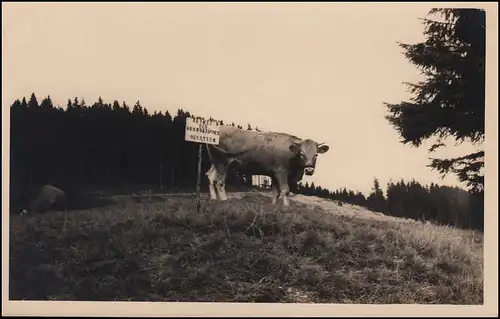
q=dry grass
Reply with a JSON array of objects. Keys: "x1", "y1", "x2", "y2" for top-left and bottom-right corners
[{"x1": 9, "y1": 192, "x2": 483, "y2": 304}]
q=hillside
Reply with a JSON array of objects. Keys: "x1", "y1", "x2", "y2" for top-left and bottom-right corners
[{"x1": 8, "y1": 192, "x2": 483, "y2": 304}]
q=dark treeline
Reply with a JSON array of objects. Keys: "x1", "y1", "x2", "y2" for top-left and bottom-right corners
[
  {"x1": 296, "y1": 182, "x2": 368, "y2": 207},
  {"x1": 295, "y1": 178, "x2": 483, "y2": 231},
  {"x1": 10, "y1": 93, "x2": 483, "y2": 231},
  {"x1": 9, "y1": 93, "x2": 257, "y2": 211}
]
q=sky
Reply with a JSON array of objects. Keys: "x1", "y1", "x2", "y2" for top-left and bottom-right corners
[{"x1": 2, "y1": 2, "x2": 487, "y2": 195}]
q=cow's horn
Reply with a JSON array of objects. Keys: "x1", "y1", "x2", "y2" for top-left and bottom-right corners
[{"x1": 291, "y1": 137, "x2": 302, "y2": 144}]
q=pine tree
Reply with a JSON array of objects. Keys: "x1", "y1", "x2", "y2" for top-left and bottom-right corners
[
  {"x1": 384, "y1": 9, "x2": 485, "y2": 192},
  {"x1": 21, "y1": 97, "x2": 28, "y2": 109},
  {"x1": 367, "y1": 178, "x2": 386, "y2": 213},
  {"x1": 28, "y1": 93, "x2": 39, "y2": 109},
  {"x1": 11, "y1": 99, "x2": 22, "y2": 110},
  {"x1": 40, "y1": 96, "x2": 54, "y2": 109},
  {"x1": 73, "y1": 97, "x2": 80, "y2": 108},
  {"x1": 133, "y1": 100, "x2": 143, "y2": 115},
  {"x1": 316, "y1": 185, "x2": 323, "y2": 196},
  {"x1": 94, "y1": 96, "x2": 104, "y2": 108},
  {"x1": 112, "y1": 100, "x2": 120, "y2": 111},
  {"x1": 310, "y1": 182, "x2": 316, "y2": 196}
]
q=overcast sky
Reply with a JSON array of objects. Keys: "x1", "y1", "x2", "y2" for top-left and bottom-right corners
[{"x1": 2, "y1": 3, "x2": 487, "y2": 195}]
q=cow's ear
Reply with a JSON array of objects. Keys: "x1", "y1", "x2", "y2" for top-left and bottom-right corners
[
  {"x1": 290, "y1": 137, "x2": 302, "y2": 153},
  {"x1": 289, "y1": 143, "x2": 301, "y2": 154},
  {"x1": 317, "y1": 144, "x2": 329, "y2": 154}
]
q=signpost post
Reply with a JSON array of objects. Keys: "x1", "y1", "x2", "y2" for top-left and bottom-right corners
[{"x1": 184, "y1": 116, "x2": 221, "y2": 213}]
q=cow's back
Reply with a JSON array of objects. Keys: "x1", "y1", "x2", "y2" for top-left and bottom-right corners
[
  {"x1": 211, "y1": 126, "x2": 297, "y2": 174},
  {"x1": 218, "y1": 126, "x2": 293, "y2": 151}
]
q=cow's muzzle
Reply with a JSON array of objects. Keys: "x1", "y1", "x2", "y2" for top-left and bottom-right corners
[{"x1": 304, "y1": 167, "x2": 315, "y2": 176}]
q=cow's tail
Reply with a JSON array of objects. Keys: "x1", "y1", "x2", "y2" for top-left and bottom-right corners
[
  {"x1": 205, "y1": 144, "x2": 214, "y2": 163},
  {"x1": 204, "y1": 144, "x2": 214, "y2": 176}
]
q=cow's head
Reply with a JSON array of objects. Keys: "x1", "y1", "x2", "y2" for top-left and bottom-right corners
[{"x1": 289, "y1": 137, "x2": 329, "y2": 175}]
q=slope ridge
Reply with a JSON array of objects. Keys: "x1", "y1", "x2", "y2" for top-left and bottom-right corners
[{"x1": 9, "y1": 191, "x2": 483, "y2": 304}]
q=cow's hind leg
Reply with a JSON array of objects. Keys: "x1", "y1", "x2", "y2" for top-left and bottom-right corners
[
  {"x1": 205, "y1": 165, "x2": 218, "y2": 201},
  {"x1": 215, "y1": 164, "x2": 229, "y2": 201}
]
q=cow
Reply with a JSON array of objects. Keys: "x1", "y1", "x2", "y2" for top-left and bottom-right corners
[{"x1": 205, "y1": 126, "x2": 329, "y2": 206}]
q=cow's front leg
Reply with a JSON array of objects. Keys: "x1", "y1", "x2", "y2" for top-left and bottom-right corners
[
  {"x1": 271, "y1": 176, "x2": 281, "y2": 205},
  {"x1": 217, "y1": 179, "x2": 229, "y2": 201},
  {"x1": 275, "y1": 170, "x2": 291, "y2": 207}
]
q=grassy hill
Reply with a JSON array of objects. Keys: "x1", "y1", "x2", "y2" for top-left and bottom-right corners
[{"x1": 8, "y1": 192, "x2": 483, "y2": 304}]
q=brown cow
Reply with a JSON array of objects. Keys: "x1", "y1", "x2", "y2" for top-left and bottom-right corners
[{"x1": 205, "y1": 126, "x2": 329, "y2": 206}]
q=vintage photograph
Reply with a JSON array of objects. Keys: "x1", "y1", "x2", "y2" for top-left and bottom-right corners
[{"x1": 3, "y1": 2, "x2": 493, "y2": 315}]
